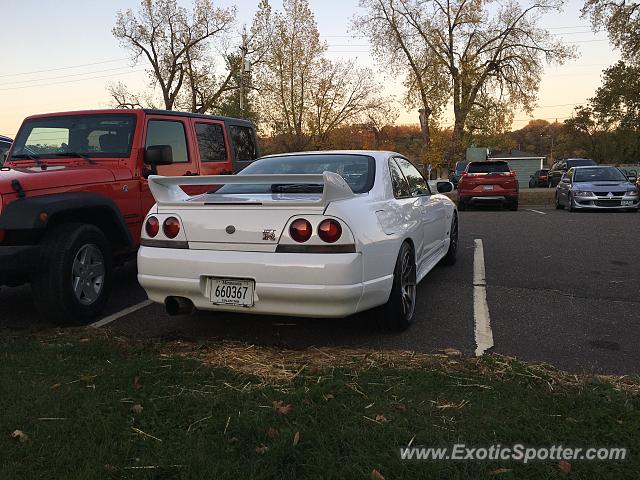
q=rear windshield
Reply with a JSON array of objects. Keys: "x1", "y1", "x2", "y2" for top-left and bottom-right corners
[
  {"x1": 215, "y1": 154, "x2": 375, "y2": 195},
  {"x1": 10, "y1": 114, "x2": 136, "y2": 160},
  {"x1": 566, "y1": 159, "x2": 597, "y2": 168},
  {"x1": 574, "y1": 167, "x2": 627, "y2": 183},
  {"x1": 467, "y1": 161, "x2": 510, "y2": 173}
]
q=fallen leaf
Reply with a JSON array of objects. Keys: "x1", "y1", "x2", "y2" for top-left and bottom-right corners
[
  {"x1": 50, "y1": 383, "x2": 62, "y2": 390},
  {"x1": 324, "y1": 394, "x2": 335, "y2": 401},
  {"x1": 293, "y1": 431, "x2": 300, "y2": 446},
  {"x1": 133, "y1": 376, "x2": 143, "y2": 390},
  {"x1": 228, "y1": 437, "x2": 238, "y2": 443},
  {"x1": 558, "y1": 460, "x2": 571, "y2": 474},
  {"x1": 375, "y1": 414, "x2": 388, "y2": 423},
  {"x1": 131, "y1": 404, "x2": 144, "y2": 414},
  {"x1": 443, "y1": 348, "x2": 462, "y2": 357},
  {"x1": 371, "y1": 468, "x2": 385, "y2": 480},
  {"x1": 79, "y1": 338, "x2": 90, "y2": 343},
  {"x1": 394, "y1": 404, "x2": 407, "y2": 412},
  {"x1": 255, "y1": 445, "x2": 269, "y2": 455},
  {"x1": 272, "y1": 400, "x2": 293, "y2": 415},
  {"x1": 266, "y1": 428, "x2": 279, "y2": 439},
  {"x1": 11, "y1": 430, "x2": 29, "y2": 443},
  {"x1": 489, "y1": 468, "x2": 512, "y2": 475}
]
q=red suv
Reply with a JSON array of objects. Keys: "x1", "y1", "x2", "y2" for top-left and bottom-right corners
[
  {"x1": 457, "y1": 160, "x2": 519, "y2": 210},
  {"x1": 0, "y1": 109, "x2": 258, "y2": 322}
]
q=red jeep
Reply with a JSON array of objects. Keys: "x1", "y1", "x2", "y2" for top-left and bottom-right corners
[
  {"x1": 0, "y1": 109, "x2": 258, "y2": 322},
  {"x1": 457, "y1": 160, "x2": 519, "y2": 211}
]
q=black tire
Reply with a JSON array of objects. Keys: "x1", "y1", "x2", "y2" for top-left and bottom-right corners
[
  {"x1": 440, "y1": 214, "x2": 458, "y2": 266},
  {"x1": 509, "y1": 200, "x2": 519, "y2": 211},
  {"x1": 567, "y1": 194, "x2": 576, "y2": 212},
  {"x1": 377, "y1": 242, "x2": 417, "y2": 331},
  {"x1": 32, "y1": 223, "x2": 113, "y2": 324},
  {"x1": 555, "y1": 193, "x2": 564, "y2": 209},
  {"x1": 458, "y1": 199, "x2": 467, "y2": 211}
]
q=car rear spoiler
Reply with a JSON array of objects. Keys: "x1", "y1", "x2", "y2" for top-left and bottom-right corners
[{"x1": 147, "y1": 172, "x2": 355, "y2": 207}]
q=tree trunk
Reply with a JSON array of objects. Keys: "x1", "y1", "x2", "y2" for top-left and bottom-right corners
[{"x1": 418, "y1": 107, "x2": 431, "y2": 173}]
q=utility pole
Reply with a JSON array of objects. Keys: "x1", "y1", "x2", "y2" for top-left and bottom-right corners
[{"x1": 240, "y1": 29, "x2": 248, "y2": 116}]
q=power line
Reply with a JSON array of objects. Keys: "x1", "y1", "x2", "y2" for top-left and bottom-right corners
[
  {"x1": 0, "y1": 66, "x2": 139, "y2": 87},
  {"x1": 0, "y1": 58, "x2": 130, "y2": 79},
  {"x1": 0, "y1": 69, "x2": 147, "y2": 91}
]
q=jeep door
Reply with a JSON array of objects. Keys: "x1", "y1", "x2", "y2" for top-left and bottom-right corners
[
  {"x1": 140, "y1": 115, "x2": 200, "y2": 214},
  {"x1": 191, "y1": 119, "x2": 234, "y2": 176}
]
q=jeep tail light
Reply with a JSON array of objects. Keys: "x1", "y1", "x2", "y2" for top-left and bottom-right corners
[
  {"x1": 145, "y1": 216, "x2": 159, "y2": 237},
  {"x1": 290, "y1": 219, "x2": 312, "y2": 243},
  {"x1": 318, "y1": 219, "x2": 342, "y2": 243},
  {"x1": 163, "y1": 217, "x2": 181, "y2": 239}
]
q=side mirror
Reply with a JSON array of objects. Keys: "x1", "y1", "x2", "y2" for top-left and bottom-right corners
[
  {"x1": 436, "y1": 181, "x2": 454, "y2": 193},
  {"x1": 627, "y1": 175, "x2": 637, "y2": 183},
  {"x1": 144, "y1": 145, "x2": 173, "y2": 166}
]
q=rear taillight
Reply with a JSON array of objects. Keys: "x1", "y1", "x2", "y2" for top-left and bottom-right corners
[
  {"x1": 163, "y1": 217, "x2": 180, "y2": 239},
  {"x1": 145, "y1": 216, "x2": 159, "y2": 237},
  {"x1": 290, "y1": 219, "x2": 312, "y2": 242},
  {"x1": 318, "y1": 219, "x2": 342, "y2": 243}
]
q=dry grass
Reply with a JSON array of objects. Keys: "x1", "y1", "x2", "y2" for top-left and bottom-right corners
[{"x1": 160, "y1": 340, "x2": 640, "y2": 394}]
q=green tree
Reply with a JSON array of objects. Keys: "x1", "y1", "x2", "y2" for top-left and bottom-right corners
[{"x1": 582, "y1": 0, "x2": 640, "y2": 62}]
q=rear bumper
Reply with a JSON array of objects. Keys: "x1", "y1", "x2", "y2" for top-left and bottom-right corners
[
  {"x1": 0, "y1": 245, "x2": 41, "y2": 286},
  {"x1": 460, "y1": 194, "x2": 518, "y2": 204},
  {"x1": 137, "y1": 246, "x2": 392, "y2": 318}
]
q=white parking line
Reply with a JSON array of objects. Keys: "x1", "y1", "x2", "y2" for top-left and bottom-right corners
[
  {"x1": 473, "y1": 239, "x2": 494, "y2": 357},
  {"x1": 526, "y1": 209, "x2": 546, "y2": 215},
  {"x1": 88, "y1": 300, "x2": 153, "y2": 329}
]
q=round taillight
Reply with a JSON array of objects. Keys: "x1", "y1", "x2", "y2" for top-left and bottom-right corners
[
  {"x1": 163, "y1": 217, "x2": 181, "y2": 239},
  {"x1": 290, "y1": 219, "x2": 312, "y2": 243},
  {"x1": 318, "y1": 219, "x2": 342, "y2": 243},
  {"x1": 145, "y1": 216, "x2": 159, "y2": 237}
]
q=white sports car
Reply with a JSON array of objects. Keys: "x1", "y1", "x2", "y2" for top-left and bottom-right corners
[{"x1": 138, "y1": 151, "x2": 458, "y2": 330}]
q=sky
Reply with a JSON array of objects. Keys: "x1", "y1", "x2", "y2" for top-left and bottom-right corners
[{"x1": 0, "y1": 0, "x2": 618, "y2": 139}]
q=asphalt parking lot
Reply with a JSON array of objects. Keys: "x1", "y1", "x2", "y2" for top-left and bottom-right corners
[{"x1": 1, "y1": 207, "x2": 638, "y2": 375}]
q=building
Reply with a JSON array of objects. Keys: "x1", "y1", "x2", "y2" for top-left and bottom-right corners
[{"x1": 488, "y1": 149, "x2": 546, "y2": 188}]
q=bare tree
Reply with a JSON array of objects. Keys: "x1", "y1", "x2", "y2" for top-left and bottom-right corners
[
  {"x1": 252, "y1": 0, "x2": 391, "y2": 151},
  {"x1": 355, "y1": 0, "x2": 575, "y2": 167},
  {"x1": 111, "y1": 0, "x2": 236, "y2": 112}
]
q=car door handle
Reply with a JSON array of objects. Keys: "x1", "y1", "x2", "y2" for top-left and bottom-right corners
[{"x1": 182, "y1": 172, "x2": 198, "y2": 176}]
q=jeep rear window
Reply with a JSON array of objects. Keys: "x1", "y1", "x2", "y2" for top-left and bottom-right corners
[
  {"x1": 467, "y1": 161, "x2": 510, "y2": 173},
  {"x1": 11, "y1": 115, "x2": 136, "y2": 159}
]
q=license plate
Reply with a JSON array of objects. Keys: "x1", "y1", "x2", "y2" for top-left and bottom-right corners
[
  {"x1": 483, "y1": 185, "x2": 494, "y2": 190},
  {"x1": 622, "y1": 200, "x2": 634, "y2": 206},
  {"x1": 209, "y1": 278, "x2": 254, "y2": 307}
]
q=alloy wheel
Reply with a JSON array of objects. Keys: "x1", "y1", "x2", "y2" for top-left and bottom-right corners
[
  {"x1": 71, "y1": 244, "x2": 105, "y2": 306},
  {"x1": 400, "y1": 248, "x2": 417, "y2": 319}
]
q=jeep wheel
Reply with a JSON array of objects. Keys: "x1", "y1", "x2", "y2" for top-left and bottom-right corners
[
  {"x1": 32, "y1": 224, "x2": 113, "y2": 324},
  {"x1": 377, "y1": 242, "x2": 417, "y2": 331}
]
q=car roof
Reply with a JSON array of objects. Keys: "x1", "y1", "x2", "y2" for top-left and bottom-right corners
[
  {"x1": 0, "y1": 135, "x2": 12, "y2": 143},
  {"x1": 571, "y1": 165, "x2": 616, "y2": 169},
  {"x1": 22, "y1": 109, "x2": 255, "y2": 127},
  {"x1": 261, "y1": 150, "x2": 399, "y2": 161}
]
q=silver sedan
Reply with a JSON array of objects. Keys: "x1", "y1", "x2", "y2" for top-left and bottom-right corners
[{"x1": 555, "y1": 166, "x2": 639, "y2": 211}]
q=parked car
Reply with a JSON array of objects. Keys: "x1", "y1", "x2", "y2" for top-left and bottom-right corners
[
  {"x1": 450, "y1": 160, "x2": 469, "y2": 188},
  {"x1": 457, "y1": 160, "x2": 519, "y2": 210},
  {"x1": 0, "y1": 135, "x2": 11, "y2": 159},
  {"x1": 137, "y1": 151, "x2": 458, "y2": 331},
  {"x1": 0, "y1": 109, "x2": 258, "y2": 323},
  {"x1": 548, "y1": 158, "x2": 598, "y2": 187},
  {"x1": 555, "y1": 166, "x2": 639, "y2": 211},
  {"x1": 528, "y1": 168, "x2": 550, "y2": 188}
]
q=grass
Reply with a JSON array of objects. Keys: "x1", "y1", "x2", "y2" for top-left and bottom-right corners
[{"x1": 0, "y1": 329, "x2": 638, "y2": 479}]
